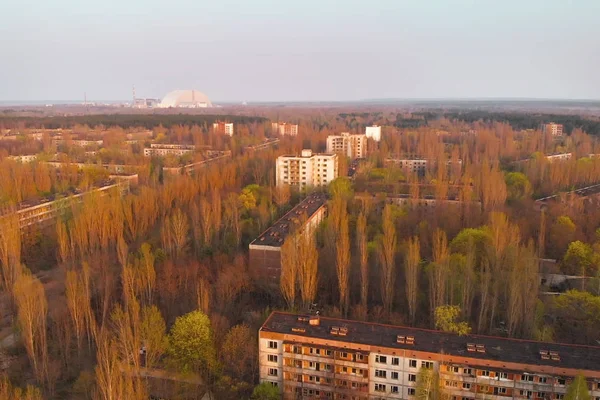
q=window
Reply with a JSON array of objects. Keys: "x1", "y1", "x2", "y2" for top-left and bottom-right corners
[
  {"x1": 267, "y1": 355, "x2": 278, "y2": 363},
  {"x1": 538, "y1": 393, "x2": 546, "y2": 398},
  {"x1": 374, "y1": 383, "x2": 386, "y2": 393},
  {"x1": 463, "y1": 368, "x2": 472, "y2": 375},
  {"x1": 391, "y1": 372, "x2": 399, "y2": 380},
  {"x1": 268, "y1": 368, "x2": 278, "y2": 377},
  {"x1": 375, "y1": 355, "x2": 387, "y2": 364},
  {"x1": 409, "y1": 359, "x2": 417, "y2": 368},
  {"x1": 463, "y1": 383, "x2": 471, "y2": 390},
  {"x1": 408, "y1": 388, "x2": 416, "y2": 396},
  {"x1": 422, "y1": 361, "x2": 433, "y2": 369},
  {"x1": 521, "y1": 374, "x2": 534, "y2": 382},
  {"x1": 555, "y1": 395, "x2": 564, "y2": 400},
  {"x1": 498, "y1": 388, "x2": 507, "y2": 394},
  {"x1": 408, "y1": 374, "x2": 417, "y2": 382},
  {"x1": 325, "y1": 350, "x2": 332, "y2": 357},
  {"x1": 520, "y1": 391, "x2": 532, "y2": 398},
  {"x1": 479, "y1": 386, "x2": 489, "y2": 393},
  {"x1": 356, "y1": 353, "x2": 365, "y2": 362},
  {"x1": 269, "y1": 381, "x2": 278, "y2": 387},
  {"x1": 375, "y1": 370, "x2": 387, "y2": 379},
  {"x1": 539, "y1": 377, "x2": 548, "y2": 384},
  {"x1": 392, "y1": 357, "x2": 400, "y2": 366},
  {"x1": 267, "y1": 341, "x2": 277, "y2": 349},
  {"x1": 341, "y1": 352, "x2": 348, "y2": 358},
  {"x1": 448, "y1": 366, "x2": 459, "y2": 373},
  {"x1": 481, "y1": 370, "x2": 490, "y2": 377},
  {"x1": 391, "y1": 386, "x2": 399, "y2": 394},
  {"x1": 498, "y1": 372, "x2": 508, "y2": 379},
  {"x1": 557, "y1": 378, "x2": 566, "y2": 386}
]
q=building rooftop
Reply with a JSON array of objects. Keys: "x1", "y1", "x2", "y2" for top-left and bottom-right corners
[
  {"x1": 250, "y1": 193, "x2": 328, "y2": 248},
  {"x1": 261, "y1": 311, "x2": 600, "y2": 373}
]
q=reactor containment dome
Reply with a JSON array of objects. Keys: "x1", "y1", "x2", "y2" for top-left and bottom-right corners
[{"x1": 159, "y1": 90, "x2": 213, "y2": 108}]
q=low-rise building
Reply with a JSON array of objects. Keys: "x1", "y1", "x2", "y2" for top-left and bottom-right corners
[
  {"x1": 272, "y1": 122, "x2": 299, "y2": 136},
  {"x1": 276, "y1": 150, "x2": 338, "y2": 189},
  {"x1": 542, "y1": 123, "x2": 564, "y2": 137},
  {"x1": 143, "y1": 143, "x2": 196, "y2": 157},
  {"x1": 365, "y1": 125, "x2": 381, "y2": 142},
  {"x1": 52, "y1": 139, "x2": 103, "y2": 147},
  {"x1": 546, "y1": 153, "x2": 572, "y2": 162},
  {"x1": 385, "y1": 158, "x2": 463, "y2": 175},
  {"x1": 249, "y1": 193, "x2": 327, "y2": 285},
  {"x1": 326, "y1": 133, "x2": 367, "y2": 159},
  {"x1": 259, "y1": 311, "x2": 600, "y2": 400},
  {"x1": 8, "y1": 154, "x2": 38, "y2": 163},
  {"x1": 213, "y1": 122, "x2": 234, "y2": 136}
]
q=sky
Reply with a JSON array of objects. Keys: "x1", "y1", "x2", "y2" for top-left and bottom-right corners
[{"x1": 1, "y1": 0, "x2": 599, "y2": 102}]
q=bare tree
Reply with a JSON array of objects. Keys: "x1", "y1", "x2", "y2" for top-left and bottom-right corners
[
  {"x1": 405, "y1": 236, "x2": 420, "y2": 325},
  {"x1": 298, "y1": 234, "x2": 319, "y2": 310},
  {"x1": 280, "y1": 237, "x2": 298, "y2": 309},
  {"x1": 356, "y1": 212, "x2": 369, "y2": 309},
  {"x1": 378, "y1": 204, "x2": 397, "y2": 314},
  {"x1": 335, "y1": 203, "x2": 351, "y2": 316}
]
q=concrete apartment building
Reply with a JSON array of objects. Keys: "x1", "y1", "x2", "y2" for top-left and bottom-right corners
[
  {"x1": 326, "y1": 133, "x2": 367, "y2": 159},
  {"x1": 273, "y1": 122, "x2": 299, "y2": 136},
  {"x1": 259, "y1": 312, "x2": 600, "y2": 400},
  {"x1": 249, "y1": 193, "x2": 327, "y2": 285},
  {"x1": 385, "y1": 158, "x2": 463, "y2": 176},
  {"x1": 365, "y1": 126, "x2": 382, "y2": 142},
  {"x1": 276, "y1": 150, "x2": 338, "y2": 189},
  {"x1": 541, "y1": 123, "x2": 564, "y2": 137},
  {"x1": 213, "y1": 122, "x2": 234, "y2": 136},
  {"x1": 143, "y1": 143, "x2": 196, "y2": 157},
  {"x1": 546, "y1": 153, "x2": 572, "y2": 162}
]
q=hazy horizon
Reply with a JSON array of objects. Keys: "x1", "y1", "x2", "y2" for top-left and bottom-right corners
[{"x1": 2, "y1": 0, "x2": 599, "y2": 102}]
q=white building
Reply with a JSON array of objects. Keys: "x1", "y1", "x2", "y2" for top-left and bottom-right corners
[
  {"x1": 143, "y1": 144, "x2": 195, "y2": 157},
  {"x1": 365, "y1": 125, "x2": 382, "y2": 142},
  {"x1": 213, "y1": 122, "x2": 234, "y2": 136},
  {"x1": 8, "y1": 155, "x2": 38, "y2": 163},
  {"x1": 326, "y1": 133, "x2": 367, "y2": 159},
  {"x1": 272, "y1": 122, "x2": 299, "y2": 136},
  {"x1": 546, "y1": 153, "x2": 572, "y2": 162},
  {"x1": 542, "y1": 123, "x2": 564, "y2": 137},
  {"x1": 276, "y1": 149, "x2": 338, "y2": 189}
]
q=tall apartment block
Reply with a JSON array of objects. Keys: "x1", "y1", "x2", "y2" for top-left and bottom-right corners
[
  {"x1": 273, "y1": 122, "x2": 299, "y2": 136},
  {"x1": 276, "y1": 150, "x2": 338, "y2": 189},
  {"x1": 259, "y1": 312, "x2": 600, "y2": 400},
  {"x1": 213, "y1": 122, "x2": 234, "y2": 136},
  {"x1": 249, "y1": 193, "x2": 327, "y2": 284},
  {"x1": 541, "y1": 123, "x2": 564, "y2": 137},
  {"x1": 326, "y1": 133, "x2": 367, "y2": 159},
  {"x1": 365, "y1": 126, "x2": 382, "y2": 142}
]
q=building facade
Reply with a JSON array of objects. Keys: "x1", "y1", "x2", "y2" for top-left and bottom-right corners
[
  {"x1": 273, "y1": 122, "x2": 299, "y2": 136},
  {"x1": 213, "y1": 122, "x2": 234, "y2": 136},
  {"x1": 249, "y1": 193, "x2": 327, "y2": 285},
  {"x1": 259, "y1": 312, "x2": 600, "y2": 400},
  {"x1": 542, "y1": 123, "x2": 564, "y2": 137},
  {"x1": 143, "y1": 143, "x2": 196, "y2": 157},
  {"x1": 365, "y1": 126, "x2": 382, "y2": 142},
  {"x1": 326, "y1": 133, "x2": 367, "y2": 159},
  {"x1": 546, "y1": 153, "x2": 572, "y2": 162},
  {"x1": 276, "y1": 150, "x2": 338, "y2": 189}
]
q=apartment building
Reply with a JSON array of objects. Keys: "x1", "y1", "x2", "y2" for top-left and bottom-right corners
[
  {"x1": 213, "y1": 122, "x2": 234, "y2": 136},
  {"x1": 542, "y1": 123, "x2": 564, "y2": 137},
  {"x1": 326, "y1": 133, "x2": 367, "y2": 159},
  {"x1": 1, "y1": 179, "x2": 131, "y2": 230},
  {"x1": 52, "y1": 139, "x2": 103, "y2": 147},
  {"x1": 276, "y1": 150, "x2": 338, "y2": 189},
  {"x1": 365, "y1": 126, "x2": 382, "y2": 142},
  {"x1": 385, "y1": 158, "x2": 463, "y2": 176},
  {"x1": 273, "y1": 122, "x2": 299, "y2": 136},
  {"x1": 8, "y1": 155, "x2": 38, "y2": 163},
  {"x1": 143, "y1": 143, "x2": 196, "y2": 157},
  {"x1": 249, "y1": 193, "x2": 327, "y2": 285},
  {"x1": 259, "y1": 312, "x2": 600, "y2": 400}
]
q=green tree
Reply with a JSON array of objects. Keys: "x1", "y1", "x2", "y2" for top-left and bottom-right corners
[
  {"x1": 328, "y1": 177, "x2": 354, "y2": 201},
  {"x1": 434, "y1": 305, "x2": 471, "y2": 335},
  {"x1": 220, "y1": 324, "x2": 256, "y2": 381},
  {"x1": 565, "y1": 375, "x2": 591, "y2": 400},
  {"x1": 239, "y1": 184, "x2": 260, "y2": 212},
  {"x1": 563, "y1": 241, "x2": 596, "y2": 276},
  {"x1": 167, "y1": 310, "x2": 217, "y2": 375},
  {"x1": 552, "y1": 290, "x2": 600, "y2": 344},
  {"x1": 505, "y1": 172, "x2": 532, "y2": 201},
  {"x1": 140, "y1": 306, "x2": 168, "y2": 369},
  {"x1": 549, "y1": 216, "x2": 576, "y2": 259},
  {"x1": 251, "y1": 382, "x2": 279, "y2": 400},
  {"x1": 415, "y1": 367, "x2": 445, "y2": 400}
]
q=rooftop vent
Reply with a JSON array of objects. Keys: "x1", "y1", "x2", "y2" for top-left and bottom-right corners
[
  {"x1": 338, "y1": 327, "x2": 348, "y2": 336},
  {"x1": 406, "y1": 336, "x2": 415, "y2": 345},
  {"x1": 309, "y1": 317, "x2": 320, "y2": 326},
  {"x1": 540, "y1": 350, "x2": 550, "y2": 360},
  {"x1": 467, "y1": 343, "x2": 476, "y2": 352},
  {"x1": 330, "y1": 326, "x2": 340, "y2": 335},
  {"x1": 297, "y1": 316, "x2": 310, "y2": 322},
  {"x1": 397, "y1": 335, "x2": 406, "y2": 344},
  {"x1": 292, "y1": 327, "x2": 306, "y2": 333},
  {"x1": 476, "y1": 344, "x2": 486, "y2": 353}
]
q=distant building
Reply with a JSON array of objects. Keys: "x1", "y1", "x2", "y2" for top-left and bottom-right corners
[
  {"x1": 326, "y1": 133, "x2": 367, "y2": 159},
  {"x1": 276, "y1": 150, "x2": 338, "y2": 189},
  {"x1": 365, "y1": 125, "x2": 381, "y2": 142},
  {"x1": 542, "y1": 123, "x2": 564, "y2": 137},
  {"x1": 546, "y1": 153, "x2": 572, "y2": 162},
  {"x1": 213, "y1": 122, "x2": 234, "y2": 136},
  {"x1": 143, "y1": 143, "x2": 195, "y2": 157},
  {"x1": 8, "y1": 155, "x2": 38, "y2": 163},
  {"x1": 52, "y1": 139, "x2": 103, "y2": 147},
  {"x1": 385, "y1": 157, "x2": 462, "y2": 175},
  {"x1": 159, "y1": 90, "x2": 212, "y2": 108},
  {"x1": 259, "y1": 311, "x2": 600, "y2": 400},
  {"x1": 272, "y1": 122, "x2": 299, "y2": 136},
  {"x1": 249, "y1": 193, "x2": 327, "y2": 284}
]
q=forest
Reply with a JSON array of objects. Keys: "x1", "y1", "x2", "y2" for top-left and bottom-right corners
[{"x1": 1, "y1": 109, "x2": 600, "y2": 399}]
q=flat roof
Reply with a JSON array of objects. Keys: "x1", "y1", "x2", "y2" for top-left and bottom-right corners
[
  {"x1": 260, "y1": 312, "x2": 600, "y2": 373},
  {"x1": 250, "y1": 193, "x2": 327, "y2": 248}
]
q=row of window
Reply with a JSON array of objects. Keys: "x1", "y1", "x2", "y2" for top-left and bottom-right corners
[
  {"x1": 374, "y1": 355, "x2": 432, "y2": 370},
  {"x1": 374, "y1": 384, "x2": 411, "y2": 395}
]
